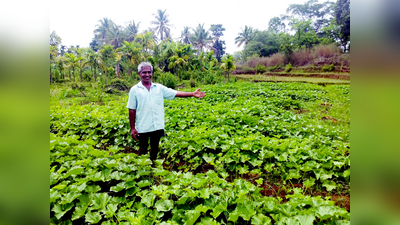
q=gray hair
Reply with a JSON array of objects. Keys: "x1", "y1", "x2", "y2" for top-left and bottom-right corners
[{"x1": 138, "y1": 62, "x2": 153, "y2": 73}]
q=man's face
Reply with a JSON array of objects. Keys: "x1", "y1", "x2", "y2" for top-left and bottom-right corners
[{"x1": 138, "y1": 66, "x2": 152, "y2": 82}]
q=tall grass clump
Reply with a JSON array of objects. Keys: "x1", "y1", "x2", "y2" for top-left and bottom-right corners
[
  {"x1": 312, "y1": 44, "x2": 341, "y2": 58},
  {"x1": 266, "y1": 52, "x2": 285, "y2": 67},
  {"x1": 291, "y1": 48, "x2": 314, "y2": 66},
  {"x1": 245, "y1": 53, "x2": 284, "y2": 69}
]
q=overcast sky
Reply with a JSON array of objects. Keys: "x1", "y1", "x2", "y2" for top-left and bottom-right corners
[{"x1": 50, "y1": 0, "x2": 312, "y2": 54}]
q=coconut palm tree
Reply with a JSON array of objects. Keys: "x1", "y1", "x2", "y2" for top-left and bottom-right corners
[
  {"x1": 125, "y1": 20, "x2": 141, "y2": 42},
  {"x1": 94, "y1": 18, "x2": 115, "y2": 45},
  {"x1": 150, "y1": 9, "x2": 172, "y2": 42},
  {"x1": 50, "y1": 30, "x2": 62, "y2": 47},
  {"x1": 190, "y1": 24, "x2": 213, "y2": 55},
  {"x1": 179, "y1": 26, "x2": 192, "y2": 44},
  {"x1": 65, "y1": 53, "x2": 80, "y2": 81},
  {"x1": 86, "y1": 48, "x2": 99, "y2": 81},
  {"x1": 98, "y1": 45, "x2": 117, "y2": 85},
  {"x1": 234, "y1": 25, "x2": 256, "y2": 48},
  {"x1": 106, "y1": 23, "x2": 125, "y2": 48}
]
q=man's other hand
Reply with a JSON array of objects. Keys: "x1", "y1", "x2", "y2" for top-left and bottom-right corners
[{"x1": 131, "y1": 128, "x2": 139, "y2": 140}]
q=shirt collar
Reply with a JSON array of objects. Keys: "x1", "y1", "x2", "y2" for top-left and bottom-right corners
[{"x1": 138, "y1": 81, "x2": 157, "y2": 89}]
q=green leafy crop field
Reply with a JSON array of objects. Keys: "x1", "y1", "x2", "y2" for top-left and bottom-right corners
[{"x1": 50, "y1": 81, "x2": 350, "y2": 224}]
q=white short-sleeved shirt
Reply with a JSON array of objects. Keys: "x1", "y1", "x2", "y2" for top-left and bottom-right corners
[{"x1": 127, "y1": 81, "x2": 177, "y2": 133}]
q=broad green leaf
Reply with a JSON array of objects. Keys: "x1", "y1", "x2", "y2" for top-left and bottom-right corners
[
  {"x1": 106, "y1": 159, "x2": 119, "y2": 168},
  {"x1": 303, "y1": 178, "x2": 315, "y2": 189},
  {"x1": 102, "y1": 204, "x2": 118, "y2": 218},
  {"x1": 154, "y1": 199, "x2": 174, "y2": 212},
  {"x1": 210, "y1": 201, "x2": 227, "y2": 218},
  {"x1": 251, "y1": 213, "x2": 271, "y2": 225},
  {"x1": 89, "y1": 150, "x2": 106, "y2": 157},
  {"x1": 183, "y1": 209, "x2": 201, "y2": 225},
  {"x1": 195, "y1": 204, "x2": 209, "y2": 213},
  {"x1": 287, "y1": 169, "x2": 301, "y2": 179},
  {"x1": 85, "y1": 211, "x2": 102, "y2": 224},
  {"x1": 91, "y1": 193, "x2": 110, "y2": 210},
  {"x1": 229, "y1": 202, "x2": 256, "y2": 222},
  {"x1": 141, "y1": 192, "x2": 156, "y2": 207},
  {"x1": 60, "y1": 192, "x2": 81, "y2": 204},
  {"x1": 50, "y1": 190, "x2": 61, "y2": 204},
  {"x1": 295, "y1": 214, "x2": 315, "y2": 225},
  {"x1": 86, "y1": 185, "x2": 101, "y2": 193},
  {"x1": 322, "y1": 180, "x2": 337, "y2": 191},
  {"x1": 126, "y1": 187, "x2": 140, "y2": 197},
  {"x1": 199, "y1": 188, "x2": 210, "y2": 199},
  {"x1": 110, "y1": 182, "x2": 126, "y2": 192},
  {"x1": 137, "y1": 180, "x2": 152, "y2": 188},
  {"x1": 69, "y1": 182, "x2": 87, "y2": 192},
  {"x1": 316, "y1": 206, "x2": 336, "y2": 220},
  {"x1": 198, "y1": 216, "x2": 219, "y2": 225},
  {"x1": 154, "y1": 168, "x2": 169, "y2": 176},
  {"x1": 71, "y1": 206, "x2": 87, "y2": 221},
  {"x1": 343, "y1": 169, "x2": 350, "y2": 178},
  {"x1": 65, "y1": 166, "x2": 84, "y2": 178},
  {"x1": 52, "y1": 203, "x2": 74, "y2": 220},
  {"x1": 203, "y1": 155, "x2": 214, "y2": 163},
  {"x1": 52, "y1": 184, "x2": 67, "y2": 190}
]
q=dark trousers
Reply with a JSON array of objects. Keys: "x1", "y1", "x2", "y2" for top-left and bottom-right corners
[{"x1": 137, "y1": 129, "x2": 164, "y2": 161}]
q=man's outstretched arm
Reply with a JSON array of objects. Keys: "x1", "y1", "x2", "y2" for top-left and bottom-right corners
[{"x1": 175, "y1": 88, "x2": 206, "y2": 98}]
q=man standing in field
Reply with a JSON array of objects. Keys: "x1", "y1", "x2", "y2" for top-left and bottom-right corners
[{"x1": 127, "y1": 62, "x2": 206, "y2": 163}]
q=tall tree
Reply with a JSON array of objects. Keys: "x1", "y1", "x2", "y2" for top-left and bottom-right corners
[
  {"x1": 286, "y1": 0, "x2": 334, "y2": 34},
  {"x1": 334, "y1": 0, "x2": 350, "y2": 52},
  {"x1": 210, "y1": 24, "x2": 226, "y2": 61},
  {"x1": 118, "y1": 41, "x2": 144, "y2": 77},
  {"x1": 125, "y1": 20, "x2": 141, "y2": 42},
  {"x1": 94, "y1": 18, "x2": 115, "y2": 45},
  {"x1": 86, "y1": 48, "x2": 100, "y2": 81},
  {"x1": 151, "y1": 9, "x2": 172, "y2": 42},
  {"x1": 268, "y1": 16, "x2": 287, "y2": 34},
  {"x1": 190, "y1": 24, "x2": 213, "y2": 55},
  {"x1": 106, "y1": 23, "x2": 125, "y2": 48},
  {"x1": 50, "y1": 31, "x2": 62, "y2": 47},
  {"x1": 98, "y1": 45, "x2": 117, "y2": 85},
  {"x1": 234, "y1": 26, "x2": 256, "y2": 48},
  {"x1": 179, "y1": 26, "x2": 192, "y2": 44},
  {"x1": 65, "y1": 53, "x2": 80, "y2": 81},
  {"x1": 136, "y1": 31, "x2": 156, "y2": 58},
  {"x1": 290, "y1": 18, "x2": 320, "y2": 48},
  {"x1": 210, "y1": 24, "x2": 225, "y2": 39},
  {"x1": 243, "y1": 31, "x2": 280, "y2": 57}
]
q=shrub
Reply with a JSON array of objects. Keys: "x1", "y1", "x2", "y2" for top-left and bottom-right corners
[
  {"x1": 285, "y1": 63, "x2": 292, "y2": 72},
  {"x1": 204, "y1": 71, "x2": 223, "y2": 84},
  {"x1": 329, "y1": 63, "x2": 335, "y2": 71},
  {"x1": 267, "y1": 65, "x2": 282, "y2": 71},
  {"x1": 181, "y1": 71, "x2": 191, "y2": 80},
  {"x1": 106, "y1": 79, "x2": 130, "y2": 92},
  {"x1": 190, "y1": 78, "x2": 196, "y2": 88},
  {"x1": 255, "y1": 64, "x2": 267, "y2": 74},
  {"x1": 321, "y1": 63, "x2": 335, "y2": 72},
  {"x1": 83, "y1": 70, "x2": 92, "y2": 81},
  {"x1": 157, "y1": 72, "x2": 177, "y2": 89}
]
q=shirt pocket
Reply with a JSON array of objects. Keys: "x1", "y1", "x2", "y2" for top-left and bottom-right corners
[{"x1": 154, "y1": 94, "x2": 164, "y2": 106}]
